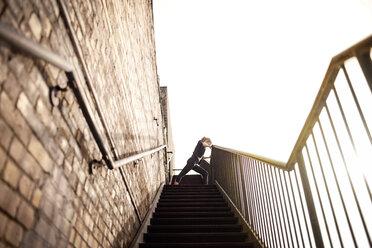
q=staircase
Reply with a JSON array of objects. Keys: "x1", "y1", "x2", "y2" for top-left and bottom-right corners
[{"x1": 139, "y1": 176, "x2": 255, "y2": 248}]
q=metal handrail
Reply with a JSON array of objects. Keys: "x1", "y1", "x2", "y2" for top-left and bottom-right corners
[
  {"x1": 212, "y1": 35, "x2": 372, "y2": 248},
  {"x1": 0, "y1": 22, "x2": 167, "y2": 170},
  {"x1": 215, "y1": 35, "x2": 372, "y2": 171}
]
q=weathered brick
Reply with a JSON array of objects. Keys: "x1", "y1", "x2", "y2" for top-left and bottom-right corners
[
  {"x1": 39, "y1": 10, "x2": 52, "y2": 38},
  {"x1": 0, "y1": 180, "x2": 21, "y2": 217},
  {"x1": 28, "y1": 13, "x2": 42, "y2": 41},
  {"x1": 0, "y1": 211, "x2": 8, "y2": 237},
  {"x1": 4, "y1": 220, "x2": 23, "y2": 247},
  {"x1": 23, "y1": 231, "x2": 45, "y2": 248},
  {"x1": 32, "y1": 188, "x2": 42, "y2": 208},
  {"x1": 8, "y1": 55, "x2": 24, "y2": 78},
  {"x1": 18, "y1": 70, "x2": 39, "y2": 106},
  {"x1": 3, "y1": 159, "x2": 21, "y2": 189},
  {"x1": 0, "y1": 118, "x2": 12, "y2": 150},
  {"x1": 36, "y1": 98, "x2": 57, "y2": 135},
  {"x1": 16, "y1": 200, "x2": 35, "y2": 229},
  {"x1": 9, "y1": 137, "x2": 43, "y2": 184},
  {"x1": 0, "y1": 92, "x2": 32, "y2": 146},
  {"x1": 19, "y1": 174, "x2": 34, "y2": 200},
  {"x1": 30, "y1": 67, "x2": 50, "y2": 105},
  {"x1": 2, "y1": 72, "x2": 21, "y2": 104},
  {"x1": 35, "y1": 218, "x2": 49, "y2": 241},
  {"x1": 28, "y1": 135, "x2": 53, "y2": 173},
  {"x1": 0, "y1": 146, "x2": 6, "y2": 173},
  {"x1": 17, "y1": 92, "x2": 45, "y2": 138}
]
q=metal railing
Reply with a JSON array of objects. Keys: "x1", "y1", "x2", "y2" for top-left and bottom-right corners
[
  {"x1": 211, "y1": 35, "x2": 372, "y2": 248},
  {"x1": 0, "y1": 15, "x2": 166, "y2": 224}
]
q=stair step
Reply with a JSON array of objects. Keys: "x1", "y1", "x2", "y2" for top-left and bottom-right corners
[
  {"x1": 161, "y1": 193, "x2": 221, "y2": 197},
  {"x1": 153, "y1": 211, "x2": 234, "y2": 218},
  {"x1": 158, "y1": 198, "x2": 225, "y2": 203},
  {"x1": 147, "y1": 224, "x2": 243, "y2": 233},
  {"x1": 157, "y1": 202, "x2": 228, "y2": 207},
  {"x1": 139, "y1": 242, "x2": 254, "y2": 248},
  {"x1": 164, "y1": 185, "x2": 217, "y2": 188},
  {"x1": 144, "y1": 232, "x2": 249, "y2": 243},
  {"x1": 155, "y1": 206, "x2": 231, "y2": 212},
  {"x1": 150, "y1": 217, "x2": 238, "y2": 225}
]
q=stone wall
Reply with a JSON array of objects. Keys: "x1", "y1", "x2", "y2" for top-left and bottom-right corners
[
  {"x1": 160, "y1": 86, "x2": 175, "y2": 183},
  {"x1": 0, "y1": 0, "x2": 166, "y2": 247}
]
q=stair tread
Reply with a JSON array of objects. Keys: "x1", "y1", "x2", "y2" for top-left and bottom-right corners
[
  {"x1": 154, "y1": 211, "x2": 234, "y2": 217},
  {"x1": 156, "y1": 206, "x2": 231, "y2": 212},
  {"x1": 139, "y1": 242, "x2": 254, "y2": 248},
  {"x1": 145, "y1": 232, "x2": 248, "y2": 237},
  {"x1": 147, "y1": 224, "x2": 243, "y2": 232}
]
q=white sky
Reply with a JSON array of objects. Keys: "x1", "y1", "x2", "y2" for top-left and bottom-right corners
[{"x1": 152, "y1": 0, "x2": 372, "y2": 168}]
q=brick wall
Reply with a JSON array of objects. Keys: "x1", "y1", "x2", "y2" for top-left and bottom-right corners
[{"x1": 0, "y1": 0, "x2": 166, "y2": 247}]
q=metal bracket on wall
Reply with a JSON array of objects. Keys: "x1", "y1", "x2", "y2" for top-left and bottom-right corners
[
  {"x1": 88, "y1": 159, "x2": 105, "y2": 175},
  {"x1": 49, "y1": 85, "x2": 67, "y2": 107}
]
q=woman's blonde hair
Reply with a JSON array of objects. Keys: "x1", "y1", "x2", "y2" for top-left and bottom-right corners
[{"x1": 201, "y1": 136, "x2": 212, "y2": 144}]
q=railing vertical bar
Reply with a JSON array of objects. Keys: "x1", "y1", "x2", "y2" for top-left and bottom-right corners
[
  {"x1": 248, "y1": 158, "x2": 262, "y2": 240},
  {"x1": 289, "y1": 171, "x2": 306, "y2": 248},
  {"x1": 243, "y1": 158, "x2": 254, "y2": 226},
  {"x1": 263, "y1": 165, "x2": 280, "y2": 247},
  {"x1": 325, "y1": 103, "x2": 372, "y2": 246},
  {"x1": 259, "y1": 163, "x2": 275, "y2": 248},
  {"x1": 236, "y1": 156, "x2": 244, "y2": 216},
  {"x1": 274, "y1": 167, "x2": 291, "y2": 248},
  {"x1": 342, "y1": 64, "x2": 372, "y2": 146},
  {"x1": 239, "y1": 157, "x2": 249, "y2": 222},
  {"x1": 318, "y1": 116, "x2": 357, "y2": 246},
  {"x1": 279, "y1": 169, "x2": 295, "y2": 248},
  {"x1": 235, "y1": 155, "x2": 243, "y2": 213},
  {"x1": 284, "y1": 170, "x2": 300, "y2": 248},
  {"x1": 332, "y1": 86, "x2": 356, "y2": 151},
  {"x1": 253, "y1": 161, "x2": 269, "y2": 246},
  {"x1": 298, "y1": 150, "x2": 325, "y2": 248},
  {"x1": 268, "y1": 166, "x2": 286, "y2": 248},
  {"x1": 305, "y1": 144, "x2": 333, "y2": 247},
  {"x1": 293, "y1": 163, "x2": 314, "y2": 248},
  {"x1": 357, "y1": 52, "x2": 372, "y2": 94},
  {"x1": 312, "y1": 128, "x2": 343, "y2": 247}
]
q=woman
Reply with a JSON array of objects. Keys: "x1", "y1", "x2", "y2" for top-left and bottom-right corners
[{"x1": 174, "y1": 137, "x2": 212, "y2": 185}]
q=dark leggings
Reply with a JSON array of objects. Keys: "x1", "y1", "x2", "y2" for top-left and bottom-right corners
[{"x1": 176, "y1": 155, "x2": 208, "y2": 185}]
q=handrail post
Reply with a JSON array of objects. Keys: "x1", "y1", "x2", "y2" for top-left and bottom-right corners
[{"x1": 296, "y1": 152, "x2": 324, "y2": 248}]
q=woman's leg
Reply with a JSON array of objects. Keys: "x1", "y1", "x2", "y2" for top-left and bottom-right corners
[
  {"x1": 192, "y1": 165, "x2": 209, "y2": 185},
  {"x1": 175, "y1": 156, "x2": 197, "y2": 184}
]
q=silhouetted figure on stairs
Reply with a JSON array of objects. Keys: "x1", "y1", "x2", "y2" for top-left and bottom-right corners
[{"x1": 174, "y1": 137, "x2": 212, "y2": 185}]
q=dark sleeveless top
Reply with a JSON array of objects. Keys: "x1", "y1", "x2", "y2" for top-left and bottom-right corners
[{"x1": 192, "y1": 140, "x2": 205, "y2": 158}]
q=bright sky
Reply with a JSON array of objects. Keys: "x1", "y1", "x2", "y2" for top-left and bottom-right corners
[{"x1": 152, "y1": 0, "x2": 372, "y2": 168}]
